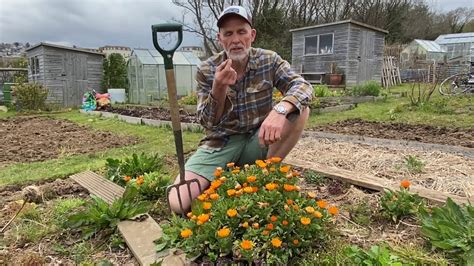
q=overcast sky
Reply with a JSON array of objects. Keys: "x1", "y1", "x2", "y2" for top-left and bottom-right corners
[{"x1": 0, "y1": 0, "x2": 473, "y2": 50}]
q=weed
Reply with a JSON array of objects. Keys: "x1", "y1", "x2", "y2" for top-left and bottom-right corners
[
  {"x1": 51, "y1": 198, "x2": 85, "y2": 227},
  {"x1": 295, "y1": 238, "x2": 351, "y2": 265},
  {"x1": 404, "y1": 155, "x2": 425, "y2": 174},
  {"x1": 106, "y1": 152, "x2": 163, "y2": 185},
  {"x1": 347, "y1": 201, "x2": 372, "y2": 226},
  {"x1": 380, "y1": 180, "x2": 425, "y2": 222},
  {"x1": 313, "y1": 85, "x2": 332, "y2": 97},
  {"x1": 391, "y1": 244, "x2": 449, "y2": 265},
  {"x1": 350, "y1": 81, "x2": 381, "y2": 96},
  {"x1": 303, "y1": 170, "x2": 326, "y2": 186},
  {"x1": 345, "y1": 244, "x2": 406, "y2": 265}
]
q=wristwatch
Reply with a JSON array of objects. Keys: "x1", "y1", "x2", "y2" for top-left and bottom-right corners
[{"x1": 273, "y1": 103, "x2": 288, "y2": 115}]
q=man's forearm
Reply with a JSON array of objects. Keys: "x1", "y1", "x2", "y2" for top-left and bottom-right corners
[{"x1": 211, "y1": 84, "x2": 228, "y2": 124}]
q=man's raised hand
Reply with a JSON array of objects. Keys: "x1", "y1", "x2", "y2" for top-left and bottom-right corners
[{"x1": 213, "y1": 59, "x2": 237, "y2": 89}]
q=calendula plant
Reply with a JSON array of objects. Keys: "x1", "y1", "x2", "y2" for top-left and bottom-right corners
[
  {"x1": 106, "y1": 153, "x2": 163, "y2": 185},
  {"x1": 66, "y1": 186, "x2": 150, "y2": 239},
  {"x1": 156, "y1": 158, "x2": 338, "y2": 264},
  {"x1": 380, "y1": 180, "x2": 425, "y2": 222},
  {"x1": 123, "y1": 171, "x2": 172, "y2": 200},
  {"x1": 419, "y1": 198, "x2": 474, "y2": 264}
]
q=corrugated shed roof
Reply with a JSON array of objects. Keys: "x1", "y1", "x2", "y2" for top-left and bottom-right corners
[
  {"x1": 435, "y1": 32, "x2": 474, "y2": 45},
  {"x1": 132, "y1": 48, "x2": 200, "y2": 65},
  {"x1": 26, "y1": 42, "x2": 105, "y2": 56},
  {"x1": 290, "y1": 19, "x2": 388, "y2": 34},
  {"x1": 414, "y1": 39, "x2": 444, "y2": 53}
]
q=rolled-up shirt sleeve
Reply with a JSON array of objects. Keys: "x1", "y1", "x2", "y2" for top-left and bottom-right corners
[{"x1": 273, "y1": 54, "x2": 313, "y2": 113}]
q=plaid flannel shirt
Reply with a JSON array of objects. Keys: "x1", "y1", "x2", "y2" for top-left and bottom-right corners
[{"x1": 196, "y1": 47, "x2": 313, "y2": 149}]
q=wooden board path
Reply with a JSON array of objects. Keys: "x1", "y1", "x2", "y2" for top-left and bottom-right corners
[
  {"x1": 285, "y1": 158, "x2": 471, "y2": 205},
  {"x1": 70, "y1": 171, "x2": 164, "y2": 265}
]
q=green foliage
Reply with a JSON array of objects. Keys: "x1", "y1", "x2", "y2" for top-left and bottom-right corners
[
  {"x1": 408, "y1": 82, "x2": 436, "y2": 107},
  {"x1": 350, "y1": 81, "x2": 381, "y2": 97},
  {"x1": 13, "y1": 82, "x2": 48, "y2": 110},
  {"x1": 102, "y1": 53, "x2": 127, "y2": 91},
  {"x1": 347, "y1": 201, "x2": 373, "y2": 226},
  {"x1": 156, "y1": 160, "x2": 336, "y2": 264},
  {"x1": 106, "y1": 152, "x2": 163, "y2": 185},
  {"x1": 178, "y1": 92, "x2": 198, "y2": 105},
  {"x1": 303, "y1": 170, "x2": 326, "y2": 186},
  {"x1": 404, "y1": 155, "x2": 425, "y2": 174},
  {"x1": 129, "y1": 171, "x2": 172, "y2": 201},
  {"x1": 418, "y1": 97, "x2": 454, "y2": 114},
  {"x1": 345, "y1": 244, "x2": 405, "y2": 265},
  {"x1": 66, "y1": 186, "x2": 151, "y2": 239},
  {"x1": 313, "y1": 85, "x2": 332, "y2": 97},
  {"x1": 380, "y1": 186, "x2": 425, "y2": 222},
  {"x1": 419, "y1": 198, "x2": 474, "y2": 263}
]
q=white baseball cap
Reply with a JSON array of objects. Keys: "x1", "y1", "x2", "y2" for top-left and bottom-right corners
[{"x1": 217, "y1": 6, "x2": 252, "y2": 28}]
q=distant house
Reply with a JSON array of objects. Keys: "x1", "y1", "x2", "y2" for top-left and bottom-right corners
[
  {"x1": 435, "y1": 32, "x2": 474, "y2": 64},
  {"x1": 127, "y1": 48, "x2": 201, "y2": 104},
  {"x1": 400, "y1": 39, "x2": 445, "y2": 68},
  {"x1": 290, "y1": 20, "x2": 388, "y2": 87},
  {"x1": 26, "y1": 42, "x2": 104, "y2": 107},
  {"x1": 179, "y1": 46, "x2": 205, "y2": 59},
  {"x1": 99, "y1": 45, "x2": 132, "y2": 61}
]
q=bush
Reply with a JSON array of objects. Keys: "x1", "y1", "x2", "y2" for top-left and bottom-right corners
[
  {"x1": 125, "y1": 171, "x2": 172, "y2": 200},
  {"x1": 178, "y1": 92, "x2": 198, "y2": 105},
  {"x1": 13, "y1": 82, "x2": 48, "y2": 110},
  {"x1": 156, "y1": 159, "x2": 338, "y2": 264},
  {"x1": 350, "y1": 81, "x2": 381, "y2": 96},
  {"x1": 106, "y1": 153, "x2": 163, "y2": 186},
  {"x1": 313, "y1": 85, "x2": 332, "y2": 97}
]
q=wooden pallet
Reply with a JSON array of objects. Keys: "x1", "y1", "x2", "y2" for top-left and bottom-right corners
[
  {"x1": 70, "y1": 171, "x2": 164, "y2": 265},
  {"x1": 286, "y1": 158, "x2": 471, "y2": 205}
]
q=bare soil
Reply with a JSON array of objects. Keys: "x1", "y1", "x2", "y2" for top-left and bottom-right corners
[
  {"x1": 108, "y1": 106, "x2": 198, "y2": 123},
  {"x1": 0, "y1": 116, "x2": 139, "y2": 167},
  {"x1": 309, "y1": 118, "x2": 474, "y2": 148}
]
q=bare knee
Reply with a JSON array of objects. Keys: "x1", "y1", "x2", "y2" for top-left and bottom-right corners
[{"x1": 167, "y1": 171, "x2": 210, "y2": 214}]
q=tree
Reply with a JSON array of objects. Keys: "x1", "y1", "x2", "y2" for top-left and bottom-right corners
[{"x1": 102, "y1": 53, "x2": 127, "y2": 91}]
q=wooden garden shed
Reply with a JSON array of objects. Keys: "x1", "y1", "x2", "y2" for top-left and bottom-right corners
[
  {"x1": 26, "y1": 43, "x2": 104, "y2": 107},
  {"x1": 290, "y1": 20, "x2": 388, "y2": 87}
]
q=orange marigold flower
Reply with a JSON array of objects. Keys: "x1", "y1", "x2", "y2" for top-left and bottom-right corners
[
  {"x1": 210, "y1": 193, "x2": 219, "y2": 200},
  {"x1": 255, "y1": 160, "x2": 267, "y2": 168},
  {"x1": 252, "y1": 222, "x2": 260, "y2": 229},
  {"x1": 401, "y1": 179, "x2": 411, "y2": 189},
  {"x1": 204, "y1": 188, "x2": 215, "y2": 195},
  {"x1": 270, "y1": 215, "x2": 278, "y2": 222},
  {"x1": 271, "y1": 238, "x2": 282, "y2": 248},
  {"x1": 266, "y1": 223, "x2": 274, "y2": 230},
  {"x1": 328, "y1": 206, "x2": 339, "y2": 215},
  {"x1": 214, "y1": 168, "x2": 222, "y2": 177},
  {"x1": 293, "y1": 205, "x2": 299, "y2": 211},
  {"x1": 305, "y1": 206, "x2": 315, "y2": 214},
  {"x1": 243, "y1": 182, "x2": 248, "y2": 187},
  {"x1": 317, "y1": 200, "x2": 328, "y2": 209},
  {"x1": 283, "y1": 184, "x2": 296, "y2": 192},
  {"x1": 226, "y1": 162, "x2": 235, "y2": 168},
  {"x1": 262, "y1": 230, "x2": 269, "y2": 236},
  {"x1": 307, "y1": 191, "x2": 317, "y2": 198},
  {"x1": 191, "y1": 215, "x2": 197, "y2": 220},
  {"x1": 210, "y1": 180, "x2": 222, "y2": 189},
  {"x1": 247, "y1": 175, "x2": 257, "y2": 183},
  {"x1": 219, "y1": 176, "x2": 227, "y2": 182},
  {"x1": 269, "y1": 167, "x2": 276, "y2": 172},
  {"x1": 186, "y1": 212, "x2": 193, "y2": 218},
  {"x1": 235, "y1": 184, "x2": 242, "y2": 190},
  {"x1": 217, "y1": 227, "x2": 231, "y2": 238},
  {"x1": 314, "y1": 211, "x2": 323, "y2": 219},
  {"x1": 197, "y1": 214, "x2": 210, "y2": 223},
  {"x1": 271, "y1": 157, "x2": 282, "y2": 163},
  {"x1": 227, "y1": 189, "x2": 236, "y2": 197},
  {"x1": 300, "y1": 217, "x2": 311, "y2": 225},
  {"x1": 241, "y1": 240, "x2": 253, "y2": 250},
  {"x1": 235, "y1": 189, "x2": 243, "y2": 196},
  {"x1": 232, "y1": 169, "x2": 240, "y2": 174},
  {"x1": 227, "y1": 209, "x2": 238, "y2": 217},
  {"x1": 203, "y1": 202, "x2": 212, "y2": 210},
  {"x1": 293, "y1": 239, "x2": 299, "y2": 245},
  {"x1": 123, "y1": 175, "x2": 131, "y2": 182},
  {"x1": 265, "y1": 159, "x2": 272, "y2": 164},
  {"x1": 282, "y1": 220, "x2": 289, "y2": 226},
  {"x1": 136, "y1": 176, "x2": 144, "y2": 185},
  {"x1": 286, "y1": 199, "x2": 294, "y2": 205},
  {"x1": 252, "y1": 186, "x2": 258, "y2": 193},
  {"x1": 180, "y1": 229, "x2": 192, "y2": 238},
  {"x1": 244, "y1": 187, "x2": 254, "y2": 193},
  {"x1": 265, "y1": 182, "x2": 278, "y2": 191},
  {"x1": 280, "y1": 165, "x2": 291, "y2": 173},
  {"x1": 242, "y1": 221, "x2": 249, "y2": 228}
]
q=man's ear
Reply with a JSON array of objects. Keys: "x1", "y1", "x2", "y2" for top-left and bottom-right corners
[
  {"x1": 217, "y1": 32, "x2": 223, "y2": 47},
  {"x1": 251, "y1": 28, "x2": 256, "y2": 43}
]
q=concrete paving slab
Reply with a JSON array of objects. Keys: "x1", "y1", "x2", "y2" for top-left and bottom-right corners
[
  {"x1": 101, "y1": 111, "x2": 118, "y2": 118},
  {"x1": 118, "y1": 114, "x2": 142, "y2": 125}
]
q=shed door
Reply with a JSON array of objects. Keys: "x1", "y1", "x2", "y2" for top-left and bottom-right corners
[
  {"x1": 357, "y1": 31, "x2": 375, "y2": 84},
  {"x1": 64, "y1": 53, "x2": 88, "y2": 106}
]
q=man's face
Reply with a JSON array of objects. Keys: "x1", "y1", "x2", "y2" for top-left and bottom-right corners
[{"x1": 217, "y1": 16, "x2": 256, "y2": 63}]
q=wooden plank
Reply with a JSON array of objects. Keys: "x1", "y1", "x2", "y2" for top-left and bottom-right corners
[
  {"x1": 70, "y1": 171, "x2": 165, "y2": 265},
  {"x1": 285, "y1": 158, "x2": 471, "y2": 205}
]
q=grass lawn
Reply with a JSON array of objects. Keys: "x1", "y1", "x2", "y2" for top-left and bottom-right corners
[
  {"x1": 307, "y1": 84, "x2": 474, "y2": 128},
  {"x1": 0, "y1": 111, "x2": 204, "y2": 186}
]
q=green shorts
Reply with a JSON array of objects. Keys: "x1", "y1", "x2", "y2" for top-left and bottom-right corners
[{"x1": 185, "y1": 129, "x2": 268, "y2": 181}]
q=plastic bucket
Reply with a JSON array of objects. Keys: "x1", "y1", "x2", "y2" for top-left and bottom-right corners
[{"x1": 107, "y1": 88, "x2": 126, "y2": 103}]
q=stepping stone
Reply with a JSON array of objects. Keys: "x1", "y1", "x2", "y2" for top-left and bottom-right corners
[{"x1": 70, "y1": 170, "x2": 164, "y2": 265}]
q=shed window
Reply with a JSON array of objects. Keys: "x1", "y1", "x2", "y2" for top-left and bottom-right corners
[
  {"x1": 30, "y1": 56, "x2": 40, "y2": 75},
  {"x1": 304, "y1": 33, "x2": 334, "y2": 55}
]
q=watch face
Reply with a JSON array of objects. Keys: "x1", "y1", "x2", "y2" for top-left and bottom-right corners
[{"x1": 275, "y1": 104, "x2": 286, "y2": 114}]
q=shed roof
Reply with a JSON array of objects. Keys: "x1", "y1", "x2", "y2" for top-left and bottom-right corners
[
  {"x1": 435, "y1": 32, "x2": 474, "y2": 45},
  {"x1": 132, "y1": 48, "x2": 201, "y2": 65},
  {"x1": 290, "y1": 19, "x2": 389, "y2": 34},
  {"x1": 413, "y1": 39, "x2": 444, "y2": 53},
  {"x1": 26, "y1": 42, "x2": 105, "y2": 56}
]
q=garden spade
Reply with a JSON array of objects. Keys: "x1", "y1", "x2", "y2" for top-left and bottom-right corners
[{"x1": 152, "y1": 23, "x2": 202, "y2": 214}]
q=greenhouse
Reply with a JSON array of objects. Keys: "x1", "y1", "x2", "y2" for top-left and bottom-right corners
[{"x1": 127, "y1": 48, "x2": 201, "y2": 104}]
